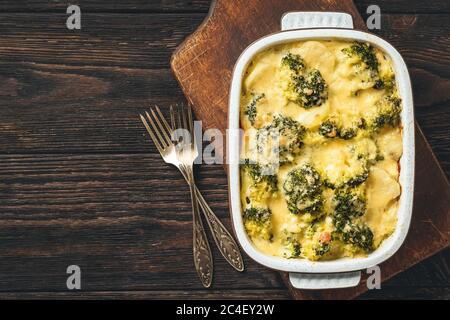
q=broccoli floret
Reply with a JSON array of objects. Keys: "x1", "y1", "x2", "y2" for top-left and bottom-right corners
[
  {"x1": 332, "y1": 211, "x2": 349, "y2": 234},
  {"x1": 375, "y1": 153, "x2": 384, "y2": 162},
  {"x1": 332, "y1": 186, "x2": 367, "y2": 233},
  {"x1": 243, "y1": 206, "x2": 273, "y2": 240},
  {"x1": 287, "y1": 69, "x2": 328, "y2": 109},
  {"x1": 319, "y1": 120, "x2": 339, "y2": 138},
  {"x1": 319, "y1": 158, "x2": 369, "y2": 190},
  {"x1": 373, "y1": 79, "x2": 384, "y2": 89},
  {"x1": 289, "y1": 241, "x2": 302, "y2": 258},
  {"x1": 283, "y1": 164, "x2": 323, "y2": 215},
  {"x1": 281, "y1": 52, "x2": 328, "y2": 109},
  {"x1": 257, "y1": 115, "x2": 306, "y2": 164},
  {"x1": 339, "y1": 127, "x2": 357, "y2": 140},
  {"x1": 334, "y1": 188, "x2": 366, "y2": 219},
  {"x1": 281, "y1": 53, "x2": 305, "y2": 74},
  {"x1": 282, "y1": 231, "x2": 302, "y2": 258},
  {"x1": 373, "y1": 75, "x2": 396, "y2": 92},
  {"x1": 241, "y1": 159, "x2": 278, "y2": 195},
  {"x1": 331, "y1": 188, "x2": 372, "y2": 253},
  {"x1": 345, "y1": 169, "x2": 369, "y2": 187},
  {"x1": 342, "y1": 42, "x2": 379, "y2": 73},
  {"x1": 244, "y1": 93, "x2": 265, "y2": 126},
  {"x1": 342, "y1": 42, "x2": 385, "y2": 92},
  {"x1": 342, "y1": 223, "x2": 374, "y2": 252},
  {"x1": 322, "y1": 178, "x2": 337, "y2": 190},
  {"x1": 314, "y1": 242, "x2": 331, "y2": 257},
  {"x1": 272, "y1": 114, "x2": 306, "y2": 138},
  {"x1": 342, "y1": 42, "x2": 399, "y2": 96},
  {"x1": 319, "y1": 120, "x2": 360, "y2": 140},
  {"x1": 357, "y1": 118, "x2": 367, "y2": 129},
  {"x1": 370, "y1": 96, "x2": 402, "y2": 132}
]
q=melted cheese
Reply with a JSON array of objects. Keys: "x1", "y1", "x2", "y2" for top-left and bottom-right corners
[{"x1": 240, "y1": 40, "x2": 403, "y2": 261}]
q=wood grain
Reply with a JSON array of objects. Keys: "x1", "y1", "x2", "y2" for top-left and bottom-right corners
[
  {"x1": 0, "y1": 13, "x2": 447, "y2": 165},
  {"x1": 0, "y1": 290, "x2": 290, "y2": 300},
  {"x1": 0, "y1": 0, "x2": 212, "y2": 13},
  {"x1": 0, "y1": 153, "x2": 447, "y2": 296},
  {"x1": 171, "y1": 0, "x2": 450, "y2": 299},
  {"x1": 360, "y1": 287, "x2": 450, "y2": 300},
  {"x1": 0, "y1": 0, "x2": 448, "y2": 299},
  {"x1": 1, "y1": 0, "x2": 449, "y2": 14},
  {"x1": 0, "y1": 13, "x2": 204, "y2": 69},
  {"x1": 0, "y1": 153, "x2": 285, "y2": 291}
]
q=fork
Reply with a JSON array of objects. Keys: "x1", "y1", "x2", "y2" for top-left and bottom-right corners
[{"x1": 140, "y1": 105, "x2": 244, "y2": 286}]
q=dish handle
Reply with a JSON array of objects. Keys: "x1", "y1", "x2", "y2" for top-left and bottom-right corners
[
  {"x1": 281, "y1": 11, "x2": 354, "y2": 31},
  {"x1": 289, "y1": 271, "x2": 361, "y2": 290},
  {"x1": 282, "y1": 11, "x2": 360, "y2": 289}
]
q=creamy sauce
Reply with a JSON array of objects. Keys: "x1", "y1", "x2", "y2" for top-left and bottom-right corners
[{"x1": 240, "y1": 40, "x2": 403, "y2": 261}]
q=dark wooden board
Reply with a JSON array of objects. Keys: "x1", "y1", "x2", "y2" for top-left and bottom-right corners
[
  {"x1": 1, "y1": 0, "x2": 450, "y2": 14},
  {"x1": 0, "y1": 154, "x2": 285, "y2": 292},
  {"x1": 1, "y1": 286, "x2": 449, "y2": 300},
  {"x1": 171, "y1": 0, "x2": 450, "y2": 299},
  {"x1": 0, "y1": 290, "x2": 291, "y2": 300},
  {"x1": 0, "y1": 12, "x2": 448, "y2": 162},
  {"x1": 0, "y1": 152, "x2": 446, "y2": 297},
  {"x1": 0, "y1": 0, "x2": 448, "y2": 299}
]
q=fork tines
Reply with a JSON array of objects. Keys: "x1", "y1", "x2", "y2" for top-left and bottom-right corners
[
  {"x1": 140, "y1": 106, "x2": 173, "y2": 153},
  {"x1": 170, "y1": 104, "x2": 194, "y2": 136}
]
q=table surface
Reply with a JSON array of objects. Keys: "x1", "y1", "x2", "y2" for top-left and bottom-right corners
[{"x1": 0, "y1": 0, "x2": 448, "y2": 299}]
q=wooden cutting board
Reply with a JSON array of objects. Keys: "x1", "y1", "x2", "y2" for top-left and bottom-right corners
[{"x1": 171, "y1": 0, "x2": 450, "y2": 299}]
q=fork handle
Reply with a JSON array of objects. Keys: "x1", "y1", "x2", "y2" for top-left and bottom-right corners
[
  {"x1": 196, "y1": 188, "x2": 244, "y2": 272},
  {"x1": 177, "y1": 168, "x2": 244, "y2": 272},
  {"x1": 184, "y1": 166, "x2": 213, "y2": 288}
]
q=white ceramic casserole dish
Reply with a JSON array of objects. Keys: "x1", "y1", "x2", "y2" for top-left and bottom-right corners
[{"x1": 227, "y1": 12, "x2": 414, "y2": 289}]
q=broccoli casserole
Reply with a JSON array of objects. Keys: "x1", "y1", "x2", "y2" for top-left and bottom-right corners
[{"x1": 240, "y1": 40, "x2": 403, "y2": 261}]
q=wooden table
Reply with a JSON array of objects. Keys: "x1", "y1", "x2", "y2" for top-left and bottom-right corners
[{"x1": 0, "y1": 0, "x2": 448, "y2": 299}]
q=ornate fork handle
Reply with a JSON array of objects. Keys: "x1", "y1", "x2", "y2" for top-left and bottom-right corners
[
  {"x1": 196, "y1": 189, "x2": 244, "y2": 271},
  {"x1": 183, "y1": 165, "x2": 213, "y2": 288},
  {"x1": 176, "y1": 168, "x2": 244, "y2": 272}
]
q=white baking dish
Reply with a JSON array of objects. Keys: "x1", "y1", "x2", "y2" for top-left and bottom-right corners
[{"x1": 227, "y1": 12, "x2": 414, "y2": 289}]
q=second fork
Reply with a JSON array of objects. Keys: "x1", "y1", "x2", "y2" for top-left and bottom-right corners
[{"x1": 171, "y1": 104, "x2": 213, "y2": 288}]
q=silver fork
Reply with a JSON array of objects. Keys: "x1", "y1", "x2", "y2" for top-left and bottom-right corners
[
  {"x1": 171, "y1": 103, "x2": 213, "y2": 288},
  {"x1": 139, "y1": 106, "x2": 244, "y2": 285}
]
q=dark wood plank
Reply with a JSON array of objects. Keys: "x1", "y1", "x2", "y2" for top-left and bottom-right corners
[
  {"x1": 0, "y1": 286, "x2": 448, "y2": 300},
  {"x1": 0, "y1": 0, "x2": 211, "y2": 13},
  {"x1": 0, "y1": 289, "x2": 290, "y2": 300},
  {"x1": 415, "y1": 102, "x2": 450, "y2": 175},
  {"x1": 0, "y1": 13, "x2": 205, "y2": 69},
  {"x1": 359, "y1": 286, "x2": 450, "y2": 300},
  {"x1": 1, "y1": 0, "x2": 449, "y2": 14},
  {"x1": 0, "y1": 65, "x2": 448, "y2": 177},
  {"x1": 0, "y1": 0, "x2": 448, "y2": 299},
  {"x1": 355, "y1": 0, "x2": 450, "y2": 14},
  {"x1": 0, "y1": 13, "x2": 447, "y2": 71},
  {"x1": 381, "y1": 249, "x2": 449, "y2": 287},
  {"x1": 0, "y1": 66, "x2": 187, "y2": 154},
  {"x1": 375, "y1": 15, "x2": 450, "y2": 78},
  {"x1": 0, "y1": 153, "x2": 447, "y2": 294},
  {"x1": 0, "y1": 13, "x2": 448, "y2": 170},
  {"x1": 0, "y1": 153, "x2": 285, "y2": 291},
  {"x1": 0, "y1": 154, "x2": 231, "y2": 220}
]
